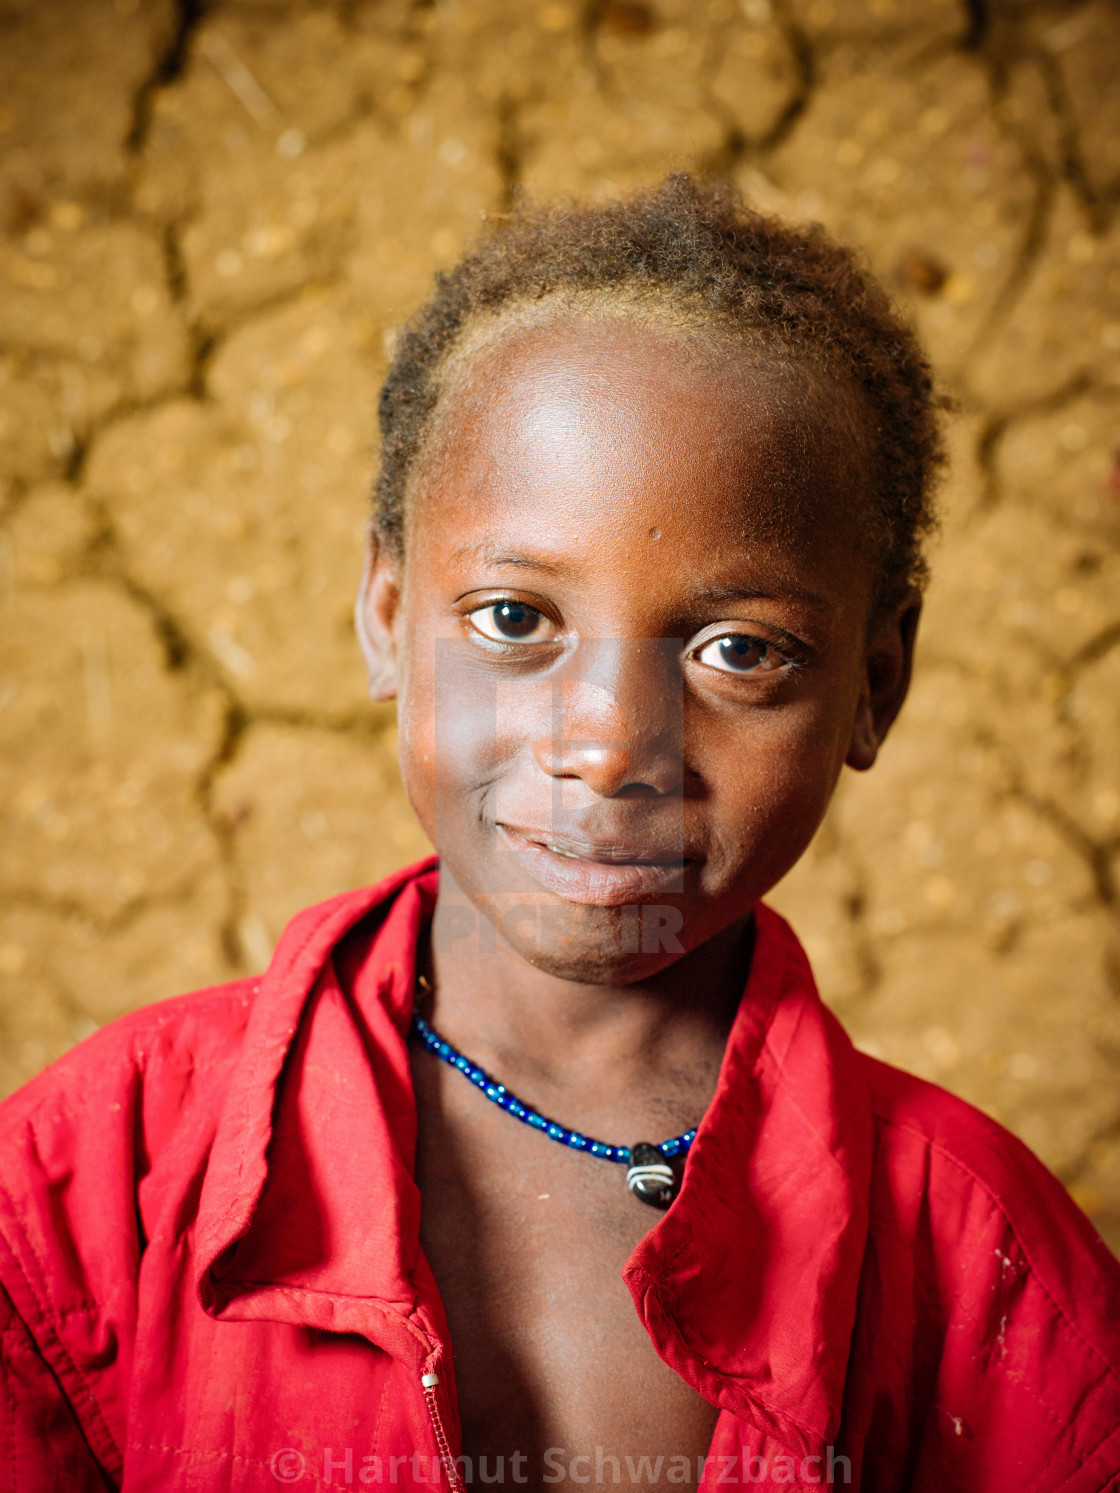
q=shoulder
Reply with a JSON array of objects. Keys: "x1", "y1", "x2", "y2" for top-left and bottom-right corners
[
  {"x1": 854, "y1": 1050, "x2": 1120, "y2": 1484},
  {"x1": 856, "y1": 1048, "x2": 1117, "y2": 1286},
  {"x1": 0, "y1": 978, "x2": 261, "y2": 1291},
  {"x1": 0, "y1": 973, "x2": 264, "y2": 1464},
  {"x1": 0, "y1": 871, "x2": 413, "y2": 1156},
  {"x1": 0, "y1": 869, "x2": 428, "y2": 1261},
  {"x1": 0, "y1": 976, "x2": 258, "y2": 1154}
]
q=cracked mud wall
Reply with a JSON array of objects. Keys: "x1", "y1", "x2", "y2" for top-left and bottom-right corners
[{"x1": 2, "y1": 0, "x2": 1119, "y2": 1251}]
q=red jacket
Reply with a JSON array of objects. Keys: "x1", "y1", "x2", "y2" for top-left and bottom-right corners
[{"x1": 1, "y1": 861, "x2": 1118, "y2": 1491}]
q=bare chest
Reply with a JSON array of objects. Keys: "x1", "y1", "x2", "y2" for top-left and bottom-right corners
[{"x1": 413, "y1": 1065, "x2": 718, "y2": 1491}]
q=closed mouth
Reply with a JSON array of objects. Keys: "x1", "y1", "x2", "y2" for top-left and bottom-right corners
[
  {"x1": 499, "y1": 825, "x2": 685, "y2": 867},
  {"x1": 494, "y1": 824, "x2": 689, "y2": 906}
]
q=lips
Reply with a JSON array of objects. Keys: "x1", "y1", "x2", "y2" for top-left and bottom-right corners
[{"x1": 496, "y1": 823, "x2": 687, "y2": 905}]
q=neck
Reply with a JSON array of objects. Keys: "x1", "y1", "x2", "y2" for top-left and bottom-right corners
[{"x1": 423, "y1": 869, "x2": 752, "y2": 1104}]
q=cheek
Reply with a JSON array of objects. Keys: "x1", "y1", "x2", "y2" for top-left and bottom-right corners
[
  {"x1": 695, "y1": 697, "x2": 852, "y2": 846},
  {"x1": 395, "y1": 640, "x2": 513, "y2": 835}
]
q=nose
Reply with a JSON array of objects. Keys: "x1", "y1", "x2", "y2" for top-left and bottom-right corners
[{"x1": 530, "y1": 641, "x2": 683, "y2": 798}]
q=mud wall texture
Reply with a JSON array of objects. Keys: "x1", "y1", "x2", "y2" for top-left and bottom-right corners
[{"x1": 1, "y1": 0, "x2": 1119, "y2": 1246}]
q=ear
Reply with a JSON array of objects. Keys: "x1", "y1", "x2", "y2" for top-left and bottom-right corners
[
  {"x1": 355, "y1": 528, "x2": 402, "y2": 702},
  {"x1": 846, "y1": 593, "x2": 921, "y2": 772}
]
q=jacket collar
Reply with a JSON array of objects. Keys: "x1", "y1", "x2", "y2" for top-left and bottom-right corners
[
  {"x1": 622, "y1": 908, "x2": 871, "y2": 1460},
  {"x1": 195, "y1": 862, "x2": 870, "y2": 1460},
  {"x1": 195, "y1": 860, "x2": 443, "y2": 1371}
]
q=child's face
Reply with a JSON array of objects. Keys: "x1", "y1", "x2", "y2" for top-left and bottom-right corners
[{"x1": 361, "y1": 315, "x2": 916, "y2": 982}]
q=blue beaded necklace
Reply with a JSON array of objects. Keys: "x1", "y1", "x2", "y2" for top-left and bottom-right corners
[{"x1": 411, "y1": 1009, "x2": 697, "y2": 1207}]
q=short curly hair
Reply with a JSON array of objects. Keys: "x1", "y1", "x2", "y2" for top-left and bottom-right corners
[{"x1": 375, "y1": 172, "x2": 943, "y2": 613}]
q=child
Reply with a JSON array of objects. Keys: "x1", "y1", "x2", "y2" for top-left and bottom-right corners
[{"x1": 1, "y1": 175, "x2": 1118, "y2": 1492}]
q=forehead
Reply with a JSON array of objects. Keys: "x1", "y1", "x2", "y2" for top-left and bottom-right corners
[{"x1": 410, "y1": 313, "x2": 873, "y2": 571}]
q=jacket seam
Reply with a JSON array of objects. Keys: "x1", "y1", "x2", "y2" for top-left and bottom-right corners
[
  {"x1": 2, "y1": 1299, "x2": 14, "y2": 1493},
  {"x1": 940, "y1": 1253, "x2": 1067, "y2": 1443},
  {"x1": 214, "y1": 1278, "x2": 435, "y2": 1355},
  {"x1": 873, "y1": 1112, "x2": 1120, "y2": 1392},
  {"x1": 127, "y1": 1440, "x2": 299, "y2": 1471},
  {"x1": 0, "y1": 1210, "x2": 122, "y2": 1476},
  {"x1": 219, "y1": 1275, "x2": 414, "y2": 1307},
  {"x1": 1047, "y1": 1421, "x2": 1120, "y2": 1493},
  {"x1": 127, "y1": 1439, "x2": 363, "y2": 1491}
]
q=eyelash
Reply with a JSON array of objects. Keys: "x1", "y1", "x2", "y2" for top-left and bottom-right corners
[
  {"x1": 464, "y1": 601, "x2": 802, "y2": 677},
  {"x1": 466, "y1": 601, "x2": 558, "y2": 645},
  {"x1": 690, "y1": 634, "x2": 799, "y2": 677}
]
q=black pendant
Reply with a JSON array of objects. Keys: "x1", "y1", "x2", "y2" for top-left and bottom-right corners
[{"x1": 626, "y1": 1142, "x2": 677, "y2": 1209}]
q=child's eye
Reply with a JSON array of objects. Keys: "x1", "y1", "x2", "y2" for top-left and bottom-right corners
[
  {"x1": 467, "y1": 601, "x2": 557, "y2": 644},
  {"x1": 692, "y1": 634, "x2": 789, "y2": 675}
]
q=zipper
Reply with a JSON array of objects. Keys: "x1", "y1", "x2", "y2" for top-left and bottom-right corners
[{"x1": 421, "y1": 1370, "x2": 468, "y2": 1493}]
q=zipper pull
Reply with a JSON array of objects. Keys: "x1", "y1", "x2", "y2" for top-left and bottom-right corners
[{"x1": 421, "y1": 1368, "x2": 467, "y2": 1493}]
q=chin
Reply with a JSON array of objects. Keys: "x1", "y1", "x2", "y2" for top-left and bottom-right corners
[
  {"x1": 506, "y1": 938, "x2": 683, "y2": 986},
  {"x1": 483, "y1": 896, "x2": 704, "y2": 985}
]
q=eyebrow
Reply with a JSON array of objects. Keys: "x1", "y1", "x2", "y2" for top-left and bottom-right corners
[
  {"x1": 448, "y1": 544, "x2": 575, "y2": 577},
  {"x1": 691, "y1": 582, "x2": 833, "y2": 612},
  {"x1": 448, "y1": 546, "x2": 833, "y2": 611}
]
